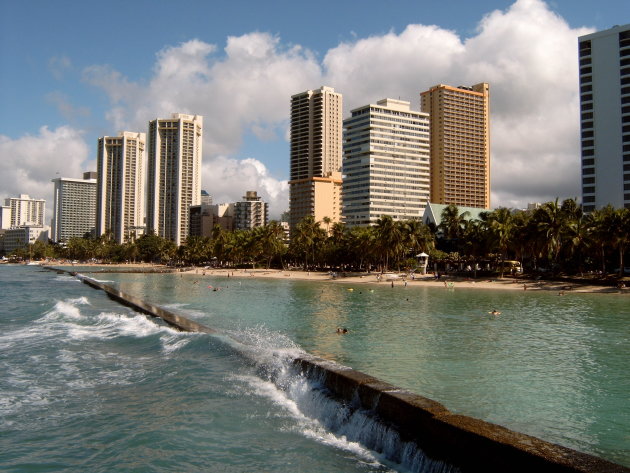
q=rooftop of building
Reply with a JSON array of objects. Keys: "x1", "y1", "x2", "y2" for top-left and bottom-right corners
[
  {"x1": 422, "y1": 202, "x2": 491, "y2": 228},
  {"x1": 579, "y1": 23, "x2": 630, "y2": 40}
]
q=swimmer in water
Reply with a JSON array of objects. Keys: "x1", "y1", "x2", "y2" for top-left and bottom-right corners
[{"x1": 489, "y1": 309, "x2": 501, "y2": 315}]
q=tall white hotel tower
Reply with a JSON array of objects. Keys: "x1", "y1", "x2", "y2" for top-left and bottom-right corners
[
  {"x1": 578, "y1": 24, "x2": 630, "y2": 211},
  {"x1": 147, "y1": 113, "x2": 203, "y2": 246},
  {"x1": 342, "y1": 99, "x2": 430, "y2": 226},
  {"x1": 52, "y1": 172, "x2": 97, "y2": 242},
  {"x1": 96, "y1": 132, "x2": 146, "y2": 244}
]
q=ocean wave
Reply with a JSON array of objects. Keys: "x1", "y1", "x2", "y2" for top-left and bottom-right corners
[{"x1": 228, "y1": 373, "x2": 386, "y2": 469}]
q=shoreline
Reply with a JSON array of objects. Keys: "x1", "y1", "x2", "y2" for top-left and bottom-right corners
[
  {"x1": 184, "y1": 267, "x2": 628, "y2": 294},
  {"x1": 41, "y1": 262, "x2": 629, "y2": 295}
]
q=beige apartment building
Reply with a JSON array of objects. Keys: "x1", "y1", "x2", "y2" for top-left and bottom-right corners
[
  {"x1": 290, "y1": 173, "x2": 343, "y2": 227},
  {"x1": 289, "y1": 86, "x2": 343, "y2": 232},
  {"x1": 147, "y1": 114, "x2": 203, "y2": 246},
  {"x1": 96, "y1": 132, "x2": 146, "y2": 244},
  {"x1": 420, "y1": 83, "x2": 490, "y2": 209}
]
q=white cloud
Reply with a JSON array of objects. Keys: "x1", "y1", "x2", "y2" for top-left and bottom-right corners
[
  {"x1": 83, "y1": 33, "x2": 321, "y2": 157},
  {"x1": 320, "y1": 0, "x2": 593, "y2": 209},
  {"x1": 323, "y1": 24, "x2": 465, "y2": 108},
  {"x1": 0, "y1": 126, "x2": 92, "y2": 222},
  {"x1": 78, "y1": 0, "x2": 592, "y2": 215},
  {"x1": 202, "y1": 156, "x2": 289, "y2": 219}
]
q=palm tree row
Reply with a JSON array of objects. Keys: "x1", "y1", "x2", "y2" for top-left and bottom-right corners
[
  {"x1": 437, "y1": 199, "x2": 630, "y2": 277},
  {"x1": 8, "y1": 198, "x2": 628, "y2": 277}
]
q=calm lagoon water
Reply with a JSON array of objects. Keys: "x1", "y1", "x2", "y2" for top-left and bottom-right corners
[{"x1": 1, "y1": 265, "x2": 629, "y2": 471}]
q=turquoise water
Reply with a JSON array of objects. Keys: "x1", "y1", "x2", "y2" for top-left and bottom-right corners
[{"x1": 2, "y1": 266, "x2": 629, "y2": 471}]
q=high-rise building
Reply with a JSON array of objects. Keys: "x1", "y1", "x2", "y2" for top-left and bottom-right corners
[
  {"x1": 578, "y1": 24, "x2": 630, "y2": 211},
  {"x1": 234, "y1": 191, "x2": 269, "y2": 230},
  {"x1": 51, "y1": 172, "x2": 97, "y2": 242},
  {"x1": 289, "y1": 86, "x2": 343, "y2": 232},
  {"x1": 0, "y1": 204, "x2": 10, "y2": 230},
  {"x1": 4, "y1": 194, "x2": 45, "y2": 228},
  {"x1": 96, "y1": 132, "x2": 146, "y2": 244},
  {"x1": 343, "y1": 98, "x2": 430, "y2": 227},
  {"x1": 147, "y1": 114, "x2": 203, "y2": 246},
  {"x1": 420, "y1": 83, "x2": 490, "y2": 209},
  {"x1": 200, "y1": 190, "x2": 212, "y2": 206}
]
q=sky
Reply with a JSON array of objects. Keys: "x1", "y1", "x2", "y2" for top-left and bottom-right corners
[{"x1": 0, "y1": 0, "x2": 627, "y2": 220}]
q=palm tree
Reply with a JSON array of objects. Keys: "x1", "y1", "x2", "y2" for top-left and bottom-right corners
[
  {"x1": 487, "y1": 207, "x2": 514, "y2": 276},
  {"x1": 258, "y1": 222, "x2": 286, "y2": 269},
  {"x1": 532, "y1": 199, "x2": 566, "y2": 272},
  {"x1": 404, "y1": 219, "x2": 435, "y2": 259},
  {"x1": 608, "y1": 207, "x2": 630, "y2": 277},
  {"x1": 375, "y1": 215, "x2": 404, "y2": 271},
  {"x1": 439, "y1": 204, "x2": 470, "y2": 253},
  {"x1": 291, "y1": 215, "x2": 325, "y2": 269},
  {"x1": 561, "y1": 200, "x2": 587, "y2": 274},
  {"x1": 322, "y1": 216, "x2": 332, "y2": 235},
  {"x1": 183, "y1": 235, "x2": 211, "y2": 265}
]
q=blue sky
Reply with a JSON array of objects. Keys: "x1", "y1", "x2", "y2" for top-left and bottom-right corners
[{"x1": 0, "y1": 0, "x2": 626, "y2": 217}]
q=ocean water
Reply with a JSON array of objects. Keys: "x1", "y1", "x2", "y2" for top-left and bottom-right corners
[{"x1": 1, "y1": 266, "x2": 629, "y2": 471}]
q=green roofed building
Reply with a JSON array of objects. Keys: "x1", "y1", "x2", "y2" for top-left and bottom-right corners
[{"x1": 422, "y1": 202, "x2": 490, "y2": 231}]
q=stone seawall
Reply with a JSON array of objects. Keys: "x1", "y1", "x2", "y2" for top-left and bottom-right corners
[
  {"x1": 47, "y1": 267, "x2": 628, "y2": 473},
  {"x1": 293, "y1": 355, "x2": 628, "y2": 473}
]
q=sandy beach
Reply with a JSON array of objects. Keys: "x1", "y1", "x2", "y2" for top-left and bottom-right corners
[
  {"x1": 179, "y1": 266, "x2": 629, "y2": 295},
  {"x1": 39, "y1": 260, "x2": 628, "y2": 294}
]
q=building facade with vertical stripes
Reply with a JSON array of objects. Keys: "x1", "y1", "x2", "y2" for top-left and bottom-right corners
[
  {"x1": 289, "y1": 86, "x2": 343, "y2": 232},
  {"x1": 342, "y1": 98, "x2": 430, "y2": 227},
  {"x1": 147, "y1": 114, "x2": 203, "y2": 246},
  {"x1": 420, "y1": 83, "x2": 490, "y2": 209},
  {"x1": 52, "y1": 173, "x2": 97, "y2": 242},
  {"x1": 578, "y1": 24, "x2": 630, "y2": 211},
  {"x1": 96, "y1": 132, "x2": 146, "y2": 244}
]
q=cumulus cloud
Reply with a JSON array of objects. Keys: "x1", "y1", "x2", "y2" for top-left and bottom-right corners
[
  {"x1": 0, "y1": 126, "x2": 92, "y2": 222},
  {"x1": 320, "y1": 0, "x2": 592, "y2": 209},
  {"x1": 83, "y1": 34, "x2": 320, "y2": 157},
  {"x1": 77, "y1": 0, "x2": 591, "y2": 215},
  {"x1": 202, "y1": 156, "x2": 289, "y2": 216}
]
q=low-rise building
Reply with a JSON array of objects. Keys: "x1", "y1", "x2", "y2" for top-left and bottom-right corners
[
  {"x1": 189, "y1": 203, "x2": 234, "y2": 238},
  {"x1": 2, "y1": 225, "x2": 49, "y2": 254}
]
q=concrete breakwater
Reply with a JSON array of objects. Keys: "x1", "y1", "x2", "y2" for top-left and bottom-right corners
[{"x1": 46, "y1": 267, "x2": 629, "y2": 473}]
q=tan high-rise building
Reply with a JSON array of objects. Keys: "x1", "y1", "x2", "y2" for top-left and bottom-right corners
[
  {"x1": 147, "y1": 114, "x2": 203, "y2": 246},
  {"x1": 289, "y1": 86, "x2": 343, "y2": 232},
  {"x1": 97, "y1": 132, "x2": 146, "y2": 243},
  {"x1": 420, "y1": 83, "x2": 490, "y2": 208}
]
